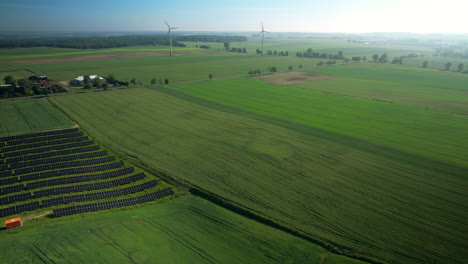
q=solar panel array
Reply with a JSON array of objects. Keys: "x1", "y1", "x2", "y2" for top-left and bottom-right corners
[
  {"x1": 1, "y1": 136, "x2": 89, "y2": 153},
  {"x1": 0, "y1": 201, "x2": 40, "y2": 217},
  {"x1": 27, "y1": 167, "x2": 135, "y2": 189},
  {"x1": 43, "y1": 180, "x2": 157, "y2": 207},
  {"x1": 10, "y1": 151, "x2": 108, "y2": 170},
  {"x1": 15, "y1": 156, "x2": 116, "y2": 176},
  {"x1": 34, "y1": 172, "x2": 145, "y2": 198},
  {"x1": 3, "y1": 140, "x2": 95, "y2": 158},
  {"x1": 6, "y1": 145, "x2": 100, "y2": 164},
  {"x1": 0, "y1": 128, "x2": 172, "y2": 219},
  {"x1": 20, "y1": 161, "x2": 124, "y2": 182},
  {"x1": 53, "y1": 188, "x2": 174, "y2": 217},
  {"x1": 5, "y1": 132, "x2": 84, "y2": 146},
  {"x1": 0, "y1": 192, "x2": 31, "y2": 206},
  {"x1": 0, "y1": 128, "x2": 78, "y2": 142}
]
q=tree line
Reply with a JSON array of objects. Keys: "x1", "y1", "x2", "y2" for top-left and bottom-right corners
[
  {"x1": 0, "y1": 35, "x2": 247, "y2": 49},
  {"x1": 296, "y1": 48, "x2": 344, "y2": 60}
]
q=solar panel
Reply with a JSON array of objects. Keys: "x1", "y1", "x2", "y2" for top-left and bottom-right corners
[
  {"x1": 0, "y1": 128, "x2": 79, "y2": 142},
  {"x1": 1, "y1": 136, "x2": 88, "y2": 153},
  {"x1": 0, "y1": 170, "x2": 13, "y2": 178},
  {"x1": 3, "y1": 140, "x2": 95, "y2": 158},
  {"x1": 0, "y1": 176, "x2": 18, "y2": 185},
  {"x1": 0, "y1": 184, "x2": 24, "y2": 195},
  {"x1": 7, "y1": 132, "x2": 84, "y2": 146}
]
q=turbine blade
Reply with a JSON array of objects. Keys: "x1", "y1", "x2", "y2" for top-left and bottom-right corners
[
  {"x1": 171, "y1": 27, "x2": 179, "y2": 30},
  {"x1": 164, "y1": 20, "x2": 170, "y2": 28},
  {"x1": 261, "y1": 22, "x2": 264, "y2": 31},
  {"x1": 256, "y1": 32, "x2": 263, "y2": 37}
]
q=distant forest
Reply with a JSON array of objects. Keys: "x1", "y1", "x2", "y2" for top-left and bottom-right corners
[{"x1": 0, "y1": 35, "x2": 247, "y2": 49}]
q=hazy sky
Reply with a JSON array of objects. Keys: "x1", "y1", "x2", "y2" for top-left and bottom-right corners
[{"x1": 1, "y1": 0, "x2": 467, "y2": 33}]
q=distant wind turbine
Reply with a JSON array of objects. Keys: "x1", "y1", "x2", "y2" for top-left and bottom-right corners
[
  {"x1": 257, "y1": 22, "x2": 270, "y2": 56},
  {"x1": 165, "y1": 20, "x2": 179, "y2": 56}
]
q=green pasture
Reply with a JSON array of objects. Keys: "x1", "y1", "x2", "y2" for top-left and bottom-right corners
[
  {"x1": 51, "y1": 87, "x2": 468, "y2": 264},
  {"x1": 169, "y1": 77, "x2": 468, "y2": 167},
  {"x1": 0, "y1": 99, "x2": 73, "y2": 137},
  {"x1": 1, "y1": 195, "x2": 359, "y2": 264},
  {"x1": 292, "y1": 76, "x2": 468, "y2": 114}
]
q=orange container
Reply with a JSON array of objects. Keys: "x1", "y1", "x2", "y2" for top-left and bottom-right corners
[{"x1": 5, "y1": 218, "x2": 22, "y2": 229}]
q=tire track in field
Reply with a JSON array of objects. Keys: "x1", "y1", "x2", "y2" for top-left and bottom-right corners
[{"x1": 88, "y1": 227, "x2": 143, "y2": 264}]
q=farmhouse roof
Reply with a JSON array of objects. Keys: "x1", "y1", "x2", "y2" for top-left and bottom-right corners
[{"x1": 74, "y1": 75, "x2": 105, "y2": 81}]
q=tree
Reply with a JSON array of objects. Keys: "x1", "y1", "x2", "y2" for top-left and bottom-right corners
[
  {"x1": 242, "y1": 48, "x2": 246, "y2": 53},
  {"x1": 378, "y1": 53, "x2": 388, "y2": 63},
  {"x1": 159, "y1": 78, "x2": 164, "y2": 84},
  {"x1": 372, "y1": 54, "x2": 379, "y2": 63},
  {"x1": 83, "y1": 75, "x2": 91, "y2": 86},
  {"x1": 363, "y1": 56, "x2": 367, "y2": 61},
  {"x1": 317, "y1": 61, "x2": 324, "y2": 66},
  {"x1": 83, "y1": 84, "x2": 92, "y2": 89},
  {"x1": 3, "y1": 75, "x2": 15, "y2": 86},
  {"x1": 288, "y1": 65, "x2": 293, "y2": 71},
  {"x1": 224, "y1": 42, "x2": 230, "y2": 51},
  {"x1": 130, "y1": 78, "x2": 136, "y2": 87},
  {"x1": 422, "y1": 61, "x2": 428, "y2": 68},
  {"x1": 107, "y1": 74, "x2": 116, "y2": 84},
  {"x1": 102, "y1": 83, "x2": 109, "y2": 91},
  {"x1": 338, "y1": 51, "x2": 343, "y2": 59},
  {"x1": 248, "y1": 70, "x2": 254, "y2": 75},
  {"x1": 41, "y1": 87, "x2": 49, "y2": 96},
  {"x1": 299, "y1": 65, "x2": 303, "y2": 69},
  {"x1": 445, "y1": 62, "x2": 452, "y2": 71},
  {"x1": 151, "y1": 78, "x2": 157, "y2": 85},
  {"x1": 457, "y1": 63, "x2": 464, "y2": 72},
  {"x1": 209, "y1": 74, "x2": 213, "y2": 79},
  {"x1": 165, "y1": 78, "x2": 169, "y2": 85},
  {"x1": 93, "y1": 77, "x2": 102, "y2": 88}
]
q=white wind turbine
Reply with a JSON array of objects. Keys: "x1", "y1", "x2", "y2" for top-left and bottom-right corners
[
  {"x1": 257, "y1": 22, "x2": 270, "y2": 56},
  {"x1": 165, "y1": 20, "x2": 179, "y2": 56}
]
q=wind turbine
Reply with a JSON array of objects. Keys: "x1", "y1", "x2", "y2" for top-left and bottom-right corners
[
  {"x1": 165, "y1": 20, "x2": 178, "y2": 56},
  {"x1": 257, "y1": 22, "x2": 270, "y2": 56}
]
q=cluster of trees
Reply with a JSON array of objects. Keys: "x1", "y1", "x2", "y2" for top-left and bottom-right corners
[
  {"x1": 198, "y1": 45, "x2": 210, "y2": 49},
  {"x1": 223, "y1": 42, "x2": 247, "y2": 53},
  {"x1": 150, "y1": 78, "x2": 169, "y2": 85},
  {"x1": 351, "y1": 56, "x2": 367, "y2": 62},
  {"x1": 248, "y1": 69, "x2": 262, "y2": 75},
  {"x1": 267, "y1": 66, "x2": 278, "y2": 73},
  {"x1": 1, "y1": 75, "x2": 66, "y2": 98},
  {"x1": 177, "y1": 35, "x2": 247, "y2": 43},
  {"x1": 442, "y1": 62, "x2": 467, "y2": 73},
  {"x1": 317, "y1": 61, "x2": 338, "y2": 66},
  {"x1": 263, "y1": 50, "x2": 289, "y2": 56},
  {"x1": 371, "y1": 53, "x2": 389, "y2": 63},
  {"x1": 296, "y1": 49, "x2": 344, "y2": 60}
]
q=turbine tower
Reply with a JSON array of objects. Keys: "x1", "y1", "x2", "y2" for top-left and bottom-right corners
[
  {"x1": 257, "y1": 22, "x2": 270, "y2": 56},
  {"x1": 165, "y1": 20, "x2": 179, "y2": 56}
]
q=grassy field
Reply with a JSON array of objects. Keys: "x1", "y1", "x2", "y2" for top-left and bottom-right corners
[
  {"x1": 1, "y1": 195, "x2": 361, "y2": 264},
  {"x1": 169, "y1": 77, "x2": 468, "y2": 168},
  {"x1": 51, "y1": 86, "x2": 468, "y2": 264},
  {"x1": 0, "y1": 99, "x2": 74, "y2": 137}
]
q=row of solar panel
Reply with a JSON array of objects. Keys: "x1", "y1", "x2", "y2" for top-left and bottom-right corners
[
  {"x1": 0, "y1": 192, "x2": 31, "y2": 206},
  {"x1": 0, "y1": 184, "x2": 24, "y2": 196},
  {"x1": 0, "y1": 176, "x2": 17, "y2": 186},
  {"x1": 3, "y1": 140, "x2": 94, "y2": 158},
  {"x1": 54, "y1": 188, "x2": 174, "y2": 217},
  {"x1": 1, "y1": 136, "x2": 88, "y2": 154},
  {"x1": 0, "y1": 201, "x2": 39, "y2": 217},
  {"x1": 0, "y1": 142, "x2": 4, "y2": 147},
  {"x1": 27, "y1": 167, "x2": 134, "y2": 190},
  {"x1": 6, "y1": 145, "x2": 100, "y2": 164},
  {"x1": 10, "y1": 151, "x2": 108, "y2": 170},
  {"x1": 1, "y1": 170, "x2": 140, "y2": 199},
  {"x1": 0, "y1": 170, "x2": 13, "y2": 178},
  {"x1": 5, "y1": 132, "x2": 84, "y2": 147},
  {"x1": 15, "y1": 156, "x2": 116, "y2": 176},
  {"x1": 20, "y1": 161, "x2": 124, "y2": 182},
  {"x1": 34, "y1": 172, "x2": 144, "y2": 198},
  {"x1": 43, "y1": 180, "x2": 158, "y2": 208},
  {"x1": 0, "y1": 128, "x2": 79, "y2": 142}
]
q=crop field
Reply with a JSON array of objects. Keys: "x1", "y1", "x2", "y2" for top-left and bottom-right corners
[
  {"x1": 1, "y1": 195, "x2": 361, "y2": 264},
  {"x1": 0, "y1": 99, "x2": 73, "y2": 137},
  {"x1": 50, "y1": 85, "x2": 468, "y2": 264}
]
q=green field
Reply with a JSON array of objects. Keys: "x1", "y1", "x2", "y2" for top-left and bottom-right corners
[
  {"x1": 1, "y1": 195, "x2": 361, "y2": 264},
  {"x1": 50, "y1": 85, "x2": 468, "y2": 264},
  {"x1": 0, "y1": 99, "x2": 74, "y2": 137}
]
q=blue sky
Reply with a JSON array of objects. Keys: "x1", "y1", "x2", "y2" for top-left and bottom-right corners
[{"x1": 1, "y1": 0, "x2": 467, "y2": 33}]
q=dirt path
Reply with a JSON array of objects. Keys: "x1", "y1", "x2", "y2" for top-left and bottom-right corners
[
  {"x1": 9, "y1": 51, "x2": 229, "y2": 65},
  {"x1": 257, "y1": 71, "x2": 332, "y2": 85}
]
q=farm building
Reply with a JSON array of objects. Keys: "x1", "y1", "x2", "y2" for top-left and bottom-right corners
[
  {"x1": 69, "y1": 75, "x2": 105, "y2": 86},
  {"x1": 5, "y1": 218, "x2": 22, "y2": 229},
  {"x1": 28, "y1": 76, "x2": 48, "y2": 83}
]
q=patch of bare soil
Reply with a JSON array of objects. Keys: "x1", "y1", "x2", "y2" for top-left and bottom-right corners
[
  {"x1": 23, "y1": 210, "x2": 53, "y2": 221},
  {"x1": 9, "y1": 51, "x2": 229, "y2": 65},
  {"x1": 258, "y1": 71, "x2": 332, "y2": 85}
]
